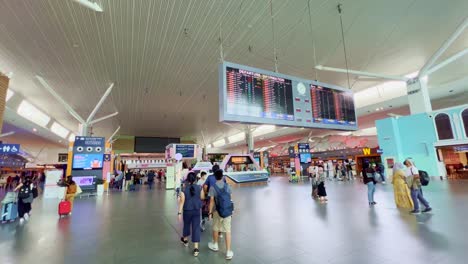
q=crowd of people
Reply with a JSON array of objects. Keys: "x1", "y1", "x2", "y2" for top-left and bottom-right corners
[
  {"x1": 1, "y1": 157, "x2": 434, "y2": 261},
  {"x1": 307, "y1": 158, "x2": 432, "y2": 214},
  {"x1": 109, "y1": 169, "x2": 166, "y2": 191}
]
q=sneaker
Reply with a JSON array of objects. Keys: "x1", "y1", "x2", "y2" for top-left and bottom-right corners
[
  {"x1": 410, "y1": 210, "x2": 421, "y2": 214},
  {"x1": 226, "y1": 250, "x2": 234, "y2": 260},
  {"x1": 371, "y1": 202, "x2": 377, "y2": 205},
  {"x1": 19, "y1": 218, "x2": 25, "y2": 225},
  {"x1": 422, "y1": 208, "x2": 432, "y2": 213},
  {"x1": 180, "y1": 237, "x2": 188, "y2": 247},
  {"x1": 24, "y1": 213, "x2": 30, "y2": 221},
  {"x1": 193, "y1": 248, "x2": 199, "y2": 257},
  {"x1": 208, "y1": 242, "x2": 219, "y2": 252},
  {"x1": 382, "y1": 181, "x2": 386, "y2": 184}
]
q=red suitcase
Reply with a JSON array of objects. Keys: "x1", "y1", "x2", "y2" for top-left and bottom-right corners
[{"x1": 58, "y1": 200, "x2": 71, "y2": 217}]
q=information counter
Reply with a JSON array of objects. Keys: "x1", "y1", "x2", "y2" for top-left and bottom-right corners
[{"x1": 220, "y1": 154, "x2": 269, "y2": 184}]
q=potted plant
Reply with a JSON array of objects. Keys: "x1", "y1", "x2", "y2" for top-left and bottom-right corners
[{"x1": 96, "y1": 178, "x2": 105, "y2": 196}]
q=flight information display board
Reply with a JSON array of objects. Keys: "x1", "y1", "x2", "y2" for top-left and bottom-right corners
[
  {"x1": 310, "y1": 85, "x2": 356, "y2": 126},
  {"x1": 225, "y1": 67, "x2": 294, "y2": 121},
  {"x1": 219, "y1": 61, "x2": 357, "y2": 130}
]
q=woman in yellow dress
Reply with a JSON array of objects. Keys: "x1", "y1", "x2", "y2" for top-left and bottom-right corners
[{"x1": 392, "y1": 162, "x2": 414, "y2": 209}]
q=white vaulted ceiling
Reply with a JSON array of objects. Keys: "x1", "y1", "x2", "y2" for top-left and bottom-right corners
[{"x1": 0, "y1": 0, "x2": 467, "y2": 145}]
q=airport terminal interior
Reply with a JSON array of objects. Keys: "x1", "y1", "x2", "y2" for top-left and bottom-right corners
[{"x1": 0, "y1": 1, "x2": 467, "y2": 263}]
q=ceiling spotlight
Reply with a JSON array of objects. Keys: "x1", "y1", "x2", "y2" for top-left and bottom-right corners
[{"x1": 33, "y1": 128, "x2": 37, "y2": 132}]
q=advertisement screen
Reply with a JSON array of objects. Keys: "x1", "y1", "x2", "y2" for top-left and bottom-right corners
[
  {"x1": 300, "y1": 153, "x2": 311, "y2": 163},
  {"x1": 175, "y1": 144, "x2": 195, "y2": 158},
  {"x1": 73, "y1": 154, "x2": 103, "y2": 169},
  {"x1": 72, "y1": 176, "x2": 95, "y2": 186}
]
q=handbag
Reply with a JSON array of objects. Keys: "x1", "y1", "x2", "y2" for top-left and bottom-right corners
[
  {"x1": 22, "y1": 194, "x2": 34, "y2": 203},
  {"x1": 75, "y1": 184, "x2": 83, "y2": 196}
]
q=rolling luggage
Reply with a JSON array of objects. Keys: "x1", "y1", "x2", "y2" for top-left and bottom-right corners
[
  {"x1": 2, "y1": 192, "x2": 17, "y2": 204},
  {"x1": 1, "y1": 202, "x2": 18, "y2": 223},
  {"x1": 58, "y1": 200, "x2": 71, "y2": 217}
]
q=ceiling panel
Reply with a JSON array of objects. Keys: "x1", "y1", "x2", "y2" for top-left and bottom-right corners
[{"x1": 0, "y1": 0, "x2": 466, "y2": 146}]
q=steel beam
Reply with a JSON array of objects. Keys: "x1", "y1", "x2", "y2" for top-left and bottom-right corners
[
  {"x1": 315, "y1": 65, "x2": 408, "y2": 81},
  {"x1": 419, "y1": 17, "x2": 468, "y2": 77},
  {"x1": 36, "y1": 75, "x2": 86, "y2": 124},
  {"x1": 89, "y1": 111, "x2": 119, "y2": 125},
  {"x1": 86, "y1": 83, "x2": 114, "y2": 123}
]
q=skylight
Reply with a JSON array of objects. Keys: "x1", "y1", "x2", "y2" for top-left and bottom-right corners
[
  {"x1": 17, "y1": 100, "x2": 51, "y2": 127},
  {"x1": 51, "y1": 122, "x2": 70, "y2": 138}
]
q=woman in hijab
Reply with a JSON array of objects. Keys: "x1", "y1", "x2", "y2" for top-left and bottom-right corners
[{"x1": 391, "y1": 162, "x2": 414, "y2": 209}]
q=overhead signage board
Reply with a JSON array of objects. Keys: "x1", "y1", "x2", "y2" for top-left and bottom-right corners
[
  {"x1": 219, "y1": 61, "x2": 357, "y2": 130},
  {"x1": 0, "y1": 144, "x2": 20, "y2": 154},
  {"x1": 175, "y1": 144, "x2": 195, "y2": 158},
  {"x1": 74, "y1": 137, "x2": 105, "y2": 152}
]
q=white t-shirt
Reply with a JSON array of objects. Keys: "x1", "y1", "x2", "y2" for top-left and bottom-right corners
[{"x1": 405, "y1": 166, "x2": 419, "y2": 177}]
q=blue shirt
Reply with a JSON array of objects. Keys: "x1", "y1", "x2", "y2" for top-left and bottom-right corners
[
  {"x1": 204, "y1": 175, "x2": 226, "y2": 197},
  {"x1": 183, "y1": 184, "x2": 202, "y2": 211}
]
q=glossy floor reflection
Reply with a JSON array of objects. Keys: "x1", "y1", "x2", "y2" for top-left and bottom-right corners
[{"x1": 1, "y1": 177, "x2": 468, "y2": 264}]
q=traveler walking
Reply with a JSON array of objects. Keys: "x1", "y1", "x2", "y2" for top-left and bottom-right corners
[
  {"x1": 316, "y1": 166, "x2": 327, "y2": 202},
  {"x1": 404, "y1": 159, "x2": 432, "y2": 214},
  {"x1": 346, "y1": 162, "x2": 354, "y2": 180},
  {"x1": 14, "y1": 176, "x2": 34, "y2": 224},
  {"x1": 39, "y1": 172, "x2": 46, "y2": 194},
  {"x1": 147, "y1": 170, "x2": 155, "y2": 190},
  {"x1": 65, "y1": 176, "x2": 78, "y2": 214},
  {"x1": 125, "y1": 170, "x2": 132, "y2": 191},
  {"x1": 197, "y1": 171, "x2": 208, "y2": 186},
  {"x1": 376, "y1": 163, "x2": 386, "y2": 184},
  {"x1": 208, "y1": 169, "x2": 234, "y2": 260},
  {"x1": 178, "y1": 172, "x2": 205, "y2": 257},
  {"x1": 363, "y1": 163, "x2": 377, "y2": 206},
  {"x1": 391, "y1": 162, "x2": 414, "y2": 209}
]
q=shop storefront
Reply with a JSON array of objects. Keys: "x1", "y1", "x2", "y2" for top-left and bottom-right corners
[{"x1": 436, "y1": 145, "x2": 468, "y2": 179}]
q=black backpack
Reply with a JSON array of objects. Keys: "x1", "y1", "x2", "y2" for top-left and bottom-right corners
[
  {"x1": 18, "y1": 185, "x2": 31, "y2": 199},
  {"x1": 419, "y1": 170, "x2": 430, "y2": 186}
]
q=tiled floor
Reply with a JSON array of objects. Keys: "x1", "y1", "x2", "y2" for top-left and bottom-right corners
[{"x1": 1, "y1": 177, "x2": 468, "y2": 264}]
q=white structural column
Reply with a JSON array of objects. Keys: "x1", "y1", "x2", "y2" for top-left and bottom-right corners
[
  {"x1": 406, "y1": 77, "x2": 432, "y2": 114},
  {"x1": 245, "y1": 127, "x2": 254, "y2": 153},
  {"x1": 78, "y1": 123, "x2": 89, "y2": 137}
]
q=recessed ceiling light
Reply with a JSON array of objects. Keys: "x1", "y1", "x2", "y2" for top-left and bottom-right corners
[{"x1": 33, "y1": 128, "x2": 37, "y2": 132}]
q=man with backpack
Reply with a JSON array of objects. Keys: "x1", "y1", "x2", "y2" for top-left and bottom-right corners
[
  {"x1": 208, "y1": 169, "x2": 234, "y2": 260},
  {"x1": 404, "y1": 159, "x2": 432, "y2": 214}
]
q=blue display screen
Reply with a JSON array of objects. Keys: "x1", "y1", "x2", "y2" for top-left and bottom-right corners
[
  {"x1": 300, "y1": 153, "x2": 311, "y2": 163},
  {"x1": 73, "y1": 154, "x2": 104, "y2": 169},
  {"x1": 175, "y1": 144, "x2": 195, "y2": 158}
]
